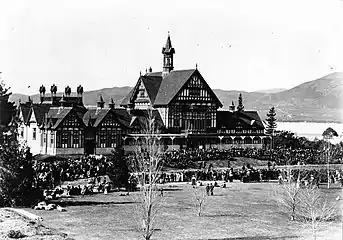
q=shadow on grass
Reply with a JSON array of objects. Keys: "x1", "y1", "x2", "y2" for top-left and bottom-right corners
[
  {"x1": 161, "y1": 188, "x2": 183, "y2": 192},
  {"x1": 53, "y1": 200, "x2": 135, "y2": 207},
  {"x1": 204, "y1": 236, "x2": 299, "y2": 240},
  {"x1": 204, "y1": 213, "x2": 246, "y2": 218}
]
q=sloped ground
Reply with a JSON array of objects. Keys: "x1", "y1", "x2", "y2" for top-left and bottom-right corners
[{"x1": 0, "y1": 208, "x2": 73, "y2": 240}]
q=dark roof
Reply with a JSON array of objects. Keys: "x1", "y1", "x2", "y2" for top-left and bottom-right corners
[
  {"x1": 128, "y1": 109, "x2": 164, "y2": 129},
  {"x1": 217, "y1": 111, "x2": 264, "y2": 129},
  {"x1": 46, "y1": 107, "x2": 72, "y2": 129},
  {"x1": 31, "y1": 104, "x2": 51, "y2": 126},
  {"x1": 121, "y1": 69, "x2": 222, "y2": 107},
  {"x1": 237, "y1": 111, "x2": 264, "y2": 128},
  {"x1": 153, "y1": 69, "x2": 195, "y2": 105},
  {"x1": 19, "y1": 103, "x2": 31, "y2": 123},
  {"x1": 112, "y1": 108, "x2": 132, "y2": 128},
  {"x1": 120, "y1": 88, "x2": 135, "y2": 106},
  {"x1": 141, "y1": 76, "x2": 163, "y2": 103},
  {"x1": 83, "y1": 108, "x2": 110, "y2": 127}
]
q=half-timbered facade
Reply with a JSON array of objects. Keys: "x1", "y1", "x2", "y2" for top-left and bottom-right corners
[{"x1": 120, "y1": 33, "x2": 266, "y2": 150}]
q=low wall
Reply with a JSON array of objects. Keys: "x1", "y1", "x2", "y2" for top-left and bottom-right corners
[
  {"x1": 56, "y1": 148, "x2": 84, "y2": 155},
  {"x1": 95, "y1": 147, "x2": 115, "y2": 155}
]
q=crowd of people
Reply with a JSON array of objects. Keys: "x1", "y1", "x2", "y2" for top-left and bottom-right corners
[
  {"x1": 32, "y1": 147, "x2": 343, "y2": 194},
  {"x1": 33, "y1": 155, "x2": 115, "y2": 189},
  {"x1": 162, "y1": 147, "x2": 339, "y2": 168}
]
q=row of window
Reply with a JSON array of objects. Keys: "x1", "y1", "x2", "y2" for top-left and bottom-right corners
[
  {"x1": 96, "y1": 128, "x2": 120, "y2": 148},
  {"x1": 218, "y1": 129, "x2": 264, "y2": 134}
]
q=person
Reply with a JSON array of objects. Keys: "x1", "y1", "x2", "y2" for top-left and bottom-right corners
[
  {"x1": 210, "y1": 183, "x2": 214, "y2": 196},
  {"x1": 206, "y1": 184, "x2": 210, "y2": 196},
  {"x1": 278, "y1": 174, "x2": 283, "y2": 185},
  {"x1": 191, "y1": 175, "x2": 196, "y2": 186},
  {"x1": 160, "y1": 188, "x2": 163, "y2": 197},
  {"x1": 229, "y1": 168, "x2": 234, "y2": 183}
]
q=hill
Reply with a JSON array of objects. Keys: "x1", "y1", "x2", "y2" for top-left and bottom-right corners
[
  {"x1": 256, "y1": 88, "x2": 287, "y2": 94},
  {"x1": 9, "y1": 72, "x2": 343, "y2": 123}
]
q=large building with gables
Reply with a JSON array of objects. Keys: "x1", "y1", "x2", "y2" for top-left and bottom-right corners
[{"x1": 17, "y1": 34, "x2": 266, "y2": 155}]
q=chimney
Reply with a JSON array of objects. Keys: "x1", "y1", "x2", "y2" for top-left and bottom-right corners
[
  {"x1": 65, "y1": 85, "x2": 71, "y2": 97},
  {"x1": 97, "y1": 94, "x2": 105, "y2": 109},
  {"x1": 229, "y1": 101, "x2": 235, "y2": 112},
  {"x1": 77, "y1": 85, "x2": 84, "y2": 105},
  {"x1": 39, "y1": 85, "x2": 46, "y2": 103},
  {"x1": 109, "y1": 97, "x2": 115, "y2": 109},
  {"x1": 26, "y1": 96, "x2": 33, "y2": 106}
]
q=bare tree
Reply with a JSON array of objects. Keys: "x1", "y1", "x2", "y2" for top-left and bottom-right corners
[
  {"x1": 132, "y1": 109, "x2": 164, "y2": 240},
  {"x1": 322, "y1": 127, "x2": 338, "y2": 189},
  {"x1": 191, "y1": 186, "x2": 207, "y2": 217},
  {"x1": 297, "y1": 185, "x2": 337, "y2": 240},
  {"x1": 272, "y1": 183, "x2": 301, "y2": 221}
]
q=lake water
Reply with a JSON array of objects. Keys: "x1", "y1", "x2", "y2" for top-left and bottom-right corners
[{"x1": 277, "y1": 122, "x2": 343, "y2": 142}]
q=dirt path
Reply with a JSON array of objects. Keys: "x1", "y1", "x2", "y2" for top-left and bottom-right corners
[{"x1": 0, "y1": 208, "x2": 73, "y2": 240}]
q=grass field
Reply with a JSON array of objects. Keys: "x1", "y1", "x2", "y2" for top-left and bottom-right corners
[{"x1": 25, "y1": 182, "x2": 343, "y2": 240}]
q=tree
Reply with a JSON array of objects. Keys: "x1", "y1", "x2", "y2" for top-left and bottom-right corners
[
  {"x1": 0, "y1": 78, "x2": 16, "y2": 130},
  {"x1": 322, "y1": 127, "x2": 338, "y2": 189},
  {"x1": 132, "y1": 109, "x2": 164, "y2": 240},
  {"x1": 266, "y1": 107, "x2": 277, "y2": 149},
  {"x1": 107, "y1": 147, "x2": 131, "y2": 190},
  {"x1": 0, "y1": 80, "x2": 38, "y2": 206},
  {"x1": 192, "y1": 186, "x2": 207, "y2": 217},
  {"x1": 298, "y1": 186, "x2": 337, "y2": 240},
  {"x1": 272, "y1": 183, "x2": 301, "y2": 221},
  {"x1": 237, "y1": 93, "x2": 244, "y2": 112}
]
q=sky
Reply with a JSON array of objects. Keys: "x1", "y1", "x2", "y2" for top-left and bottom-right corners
[{"x1": 0, "y1": 0, "x2": 342, "y2": 95}]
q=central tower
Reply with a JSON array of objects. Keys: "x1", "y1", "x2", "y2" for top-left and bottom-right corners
[{"x1": 162, "y1": 32, "x2": 175, "y2": 78}]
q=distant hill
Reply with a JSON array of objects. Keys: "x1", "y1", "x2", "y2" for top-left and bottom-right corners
[
  {"x1": 256, "y1": 88, "x2": 287, "y2": 94},
  {"x1": 9, "y1": 72, "x2": 343, "y2": 123}
]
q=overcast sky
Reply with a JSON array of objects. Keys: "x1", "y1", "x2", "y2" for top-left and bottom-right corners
[{"x1": 0, "y1": 0, "x2": 342, "y2": 95}]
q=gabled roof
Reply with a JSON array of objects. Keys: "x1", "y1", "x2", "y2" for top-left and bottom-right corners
[
  {"x1": 239, "y1": 111, "x2": 264, "y2": 128},
  {"x1": 121, "y1": 69, "x2": 222, "y2": 107},
  {"x1": 112, "y1": 108, "x2": 132, "y2": 128},
  {"x1": 46, "y1": 107, "x2": 85, "y2": 129},
  {"x1": 18, "y1": 103, "x2": 31, "y2": 123},
  {"x1": 217, "y1": 110, "x2": 264, "y2": 129},
  {"x1": 153, "y1": 69, "x2": 195, "y2": 105},
  {"x1": 83, "y1": 108, "x2": 110, "y2": 127},
  {"x1": 141, "y1": 76, "x2": 163, "y2": 103},
  {"x1": 31, "y1": 104, "x2": 51, "y2": 126},
  {"x1": 128, "y1": 109, "x2": 164, "y2": 130}
]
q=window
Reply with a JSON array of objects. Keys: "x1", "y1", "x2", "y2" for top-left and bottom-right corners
[
  {"x1": 32, "y1": 128, "x2": 36, "y2": 140},
  {"x1": 97, "y1": 127, "x2": 120, "y2": 148},
  {"x1": 50, "y1": 132, "x2": 54, "y2": 147},
  {"x1": 61, "y1": 131, "x2": 69, "y2": 148},
  {"x1": 20, "y1": 127, "x2": 24, "y2": 138},
  {"x1": 73, "y1": 129, "x2": 80, "y2": 148}
]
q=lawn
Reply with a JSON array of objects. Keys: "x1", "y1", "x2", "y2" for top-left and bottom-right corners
[{"x1": 25, "y1": 182, "x2": 343, "y2": 240}]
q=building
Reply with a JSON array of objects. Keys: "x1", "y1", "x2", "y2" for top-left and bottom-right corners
[{"x1": 17, "y1": 34, "x2": 266, "y2": 155}]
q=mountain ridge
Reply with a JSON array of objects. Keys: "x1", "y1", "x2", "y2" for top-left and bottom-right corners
[{"x1": 9, "y1": 72, "x2": 343, "y2": 123}]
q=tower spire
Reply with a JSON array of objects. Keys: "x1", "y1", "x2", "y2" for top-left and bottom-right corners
[{"x1": 162, "y1": 32, "x2": 175, "y2": 78}]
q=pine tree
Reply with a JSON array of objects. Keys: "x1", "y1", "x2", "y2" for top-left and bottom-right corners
[
  {"x1": 237, "y1": 93, "x2": 244, "y2": 112},
  {"x1": 266, "y1": 106, "x2": 277, "y2": 135},
  {"x1": 0, "y1": 79, "x2": 16, "y2": 130}
]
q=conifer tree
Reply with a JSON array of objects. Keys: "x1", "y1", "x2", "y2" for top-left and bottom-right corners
[
  {"x1": 0, "y1": 78, "x2": 16, "y2": 130},
  {"x1": 237, "y1": 93, "x2": 244, "y2": 112},
  {"x1": 266, "y1": 106, "x2": 277, "y2": 135}
]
